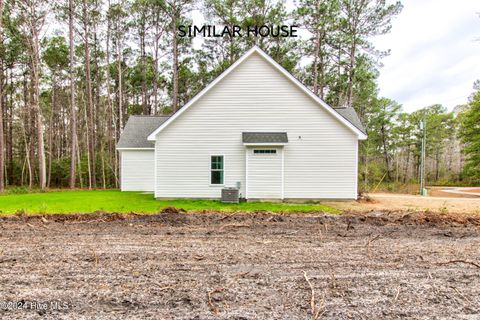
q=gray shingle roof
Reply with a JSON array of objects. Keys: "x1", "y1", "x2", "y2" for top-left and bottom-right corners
[
  {"x1": 116, "y1": 116, "x2": 170, "y2": 148},
  {"x1": 242, "y1": 132, "x2": 288, "y2": 144},
  {"x1": 333, "y1": 107, "x2": 366, "y2": 134}
]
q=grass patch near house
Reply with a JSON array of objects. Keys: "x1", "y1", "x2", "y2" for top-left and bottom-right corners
[{"x1": 0, "y1": 190, "x2": 339, "y2": 215}]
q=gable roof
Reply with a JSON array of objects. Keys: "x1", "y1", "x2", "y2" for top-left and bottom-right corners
[
  {"x1": 147, "y1": 46, "x2": 367, "y2": 141},
  {"x1": 242, "y1": 132, "x2": 288, "y2": 144},
  {"x1": 116, "y1": 116, "x2": 169, "y2": 149}
]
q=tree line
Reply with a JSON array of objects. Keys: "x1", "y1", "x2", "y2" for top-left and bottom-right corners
[{"x1": 0, "y1": 0, "x2": 478, "y2": 192}]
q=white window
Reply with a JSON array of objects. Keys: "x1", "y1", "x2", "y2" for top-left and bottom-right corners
[{"x1": 210, "y1": 156, "x2": 224, "y2": 184}]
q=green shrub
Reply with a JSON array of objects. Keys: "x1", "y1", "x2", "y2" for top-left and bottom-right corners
[{"x1": 6, "y1": 186, "x2": 31, "y2": 195}]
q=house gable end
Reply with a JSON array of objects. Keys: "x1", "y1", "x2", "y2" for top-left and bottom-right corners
[{"x1": 147, "y1": 47, "x2": 367, "y2": 141}]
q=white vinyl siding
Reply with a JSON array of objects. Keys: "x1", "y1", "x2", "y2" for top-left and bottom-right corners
[
  {"x1": 154, "y1": 52, "x2": 358, "y2": 199},
  {"x1": 120, "y1": 150, "x2": 154, "y2": 191}
]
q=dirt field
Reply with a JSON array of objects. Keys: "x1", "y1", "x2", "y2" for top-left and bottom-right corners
[
  {"x1": 0, "y1": 211, "x2": 479, "y2": 319},
  {"x1": 326, "y1": 191, "x2": 480, "y2": 214}
]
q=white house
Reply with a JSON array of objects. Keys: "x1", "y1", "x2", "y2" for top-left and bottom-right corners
[{"x1": 116, "y1": 46, "x2": 367, "y2": 200}]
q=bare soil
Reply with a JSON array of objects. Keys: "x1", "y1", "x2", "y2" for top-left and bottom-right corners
[
  {"x1": 0, "y1": 211, "x2": 479, "y2": 319},
  {"x1": 326, "y1": 192, "x2": 480, "y2": 214}
]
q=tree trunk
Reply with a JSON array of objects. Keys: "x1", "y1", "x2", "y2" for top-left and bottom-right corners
[
  {"x1": 84, "y1": 98, "x2": 91, "y2": 188},
  {"x1": 30, "y1": 24, "x2": 46, "y2": 189},
  {"x1": 69, "y1": 0, "x2": 77, "y2": 189},
  {"x1": 101, "y1": 147, "x2": 106, "y2": 188},
  {"x1": 6, "y1": 69, "x2": 13, "y2": 184},
  {"x1": 171, "y1": 2, "x2": 179, "y2": 113},
  {"x1": 22, "y1": 70, "x2": 32, "y2": 188},
  {"x1": 153, "y1": 12, "x2": 160, "y2": 114},
  {"x1": 93, "y1": 7, "x2": 102, "y2": 172},
  {"x1": 47, "y1": 73, "x2": 56, "y2": 188},
  {"x1": 76, "y1": 134, "x2": 83, "y2": 188},
  {"x1": 336, "y1": 47, "x2": 342, "y2": 106},
  {"x1": 381, "y1": 125, "x2": 391, "y2": 181},
  {"x1": 29, "y1": 105, "x2": 35, "y2": 187},
  {"x1": 346, "y1": 40, "x2": 356, "y2": 107},
  {"x1": 83, "y1": 0, "x2": 96, "y2": 189},
  {"x1": 0, "y1": 0, "x2": 4, "y2": 192},
  {"x1": 318, "y1": 32, "x2": 325, "y2": 100},
  {"x1": 140, "y1": 18, "x2": 148, "y2": 115},
  {"x1": 117, "y1": 29, "x2": 124, "y2": 131},
  {"x1": 22, "y1": 126, "x2": 32, "y2": 189},
  {"x1": 403, "y1": 145, "x2": 410, "y2": 183},
  {"x1": 312, "y1": 30, "x2": 320, "y2": 96},
  {"x1": 0, "y1": 66, "x2": 4, "y2": 191},
  {"x1": 106, "y1": 1, "x2": 116, "y2": 187}
]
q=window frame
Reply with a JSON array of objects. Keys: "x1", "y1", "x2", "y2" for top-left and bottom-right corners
[{"x1": 210, "y1": 155, "x2": 225, "y2": 186}]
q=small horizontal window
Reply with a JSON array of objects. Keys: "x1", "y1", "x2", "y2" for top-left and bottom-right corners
[{"x1": 253, "y1": 149, "x2": 277, "y2": 154}]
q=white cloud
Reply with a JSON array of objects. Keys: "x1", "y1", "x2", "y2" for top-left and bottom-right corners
[{"x1": 372, "y1": 0, "x2": 480, "y2": 112}]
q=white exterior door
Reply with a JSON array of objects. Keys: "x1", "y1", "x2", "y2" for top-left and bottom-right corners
[{"x1": 246, "y1": 147, "x2": 283, "y2": 199}]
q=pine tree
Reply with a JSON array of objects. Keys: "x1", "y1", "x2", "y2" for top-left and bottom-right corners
[{"x1": 459, "y1": 86, "x2": 480, "y2": 183}]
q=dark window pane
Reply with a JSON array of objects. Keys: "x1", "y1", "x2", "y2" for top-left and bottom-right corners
[
  {"x1": 217, "y1": 157, "x2": 223, "y2": 169},
  {"x1": 211, "y1": 170, "x2": 223, "y2": 184},
  {"x1": 254, "y1": 149, "x2": 276, "y2": 154},
  {"x1": 211, "y1": 156, "x2": 223, "y2": 169}
]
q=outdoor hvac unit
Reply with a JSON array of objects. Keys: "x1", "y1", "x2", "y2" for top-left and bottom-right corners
[{"x1": 221, "y1": 188, "x2": 239, "y2": 204}]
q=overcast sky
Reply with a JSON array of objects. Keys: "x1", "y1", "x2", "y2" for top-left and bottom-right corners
[
  {"x1": 372, "y1": 0, "x2": 480, "y2": 112},
  {"x1": 192, "y1": 1, "x2": 480, "y2": 112}
]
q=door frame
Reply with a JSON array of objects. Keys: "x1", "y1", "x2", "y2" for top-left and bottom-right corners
[{"x1": 245, "y1": 146, "x2": 284, "y2": 200}]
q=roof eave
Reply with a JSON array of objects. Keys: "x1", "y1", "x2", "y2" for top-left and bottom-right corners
[
  {"x1": 243, "y1": 142, "x2": 288, "y2": 146},
  {"x1": 116, "y1": 147, "x2": 155, "y2": 150}
]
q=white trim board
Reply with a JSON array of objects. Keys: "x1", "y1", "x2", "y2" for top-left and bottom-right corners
[
  {"x1": 147, "y1": 46, "x2": 367, "y2": 141},
  {"x1": 154, "y1": 141, "x2": 158, "y2": 198},
  {"x1": 243, "y1": 142, "x2": 288, "y2": 146},
  {"x1": 281, "y1": 148, "x2": 284, "y2": 200},
  {"x1": 245, "y1": 149, "x2": 249, "y2": 199},
  {"x1": 116, "y1": 147, "x2": 155, "y2": 151}
]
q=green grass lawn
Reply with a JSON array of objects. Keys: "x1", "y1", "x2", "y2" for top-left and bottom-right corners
[{"x1": 0, "y1": 190, "x2": 339, "y2": 215}]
